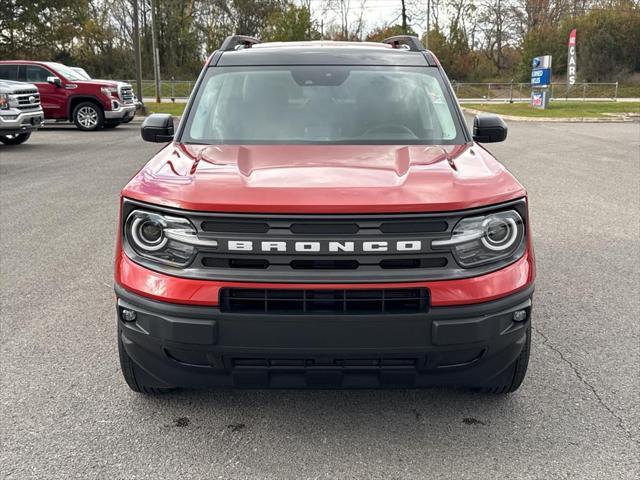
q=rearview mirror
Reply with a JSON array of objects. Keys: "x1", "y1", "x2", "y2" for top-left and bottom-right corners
[
  {"x1": 473, "y1": 114, "x2": 508, "y2": 143},
  {"x1": 141, "y1": 114, "x2": 174, "y2": 143},
  {"x1": 47, "y1": 76, "x2": 62, "y2": 87}
]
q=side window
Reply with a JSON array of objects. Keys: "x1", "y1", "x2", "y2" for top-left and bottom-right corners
[
  {"x1": 24, "y1": 65, "x2": 52, "y2": 83},
  {"x1": 0, "y1": 65, "x2": 19, "y2": 81}
]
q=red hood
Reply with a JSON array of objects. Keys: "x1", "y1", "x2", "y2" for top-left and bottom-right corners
[
  {"x1": 122, "y1": 143, "x2": 525, "y2": 213},
  {"x1": 70, "y1": 79, "x2": 118, "y2": 89}
]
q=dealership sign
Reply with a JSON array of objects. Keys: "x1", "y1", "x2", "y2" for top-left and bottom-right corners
[
  {"x1": 530, "y1": 55, "x2": 552, "y2": 87},
  {"x1": 531, "y1": 68, "x2": 551, "y2": 86},
  {"x1": 531, "y1": 55, "x2": 552, "y2": 109},
  {"x1": 567, "y1": 29, "x2": 577, "y2": 86}
]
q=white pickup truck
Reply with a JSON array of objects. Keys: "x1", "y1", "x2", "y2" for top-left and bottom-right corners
[{"x1": 0, "y1": 80, "x2": 44, "y2": 145}]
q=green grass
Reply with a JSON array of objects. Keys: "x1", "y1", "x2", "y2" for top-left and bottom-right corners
[
  {"x1": 141, "y1": 102, "x2": 186, "y2": 116},
  {"x1": 464, "y1": 101, "x2": 640, "y2": 118}
]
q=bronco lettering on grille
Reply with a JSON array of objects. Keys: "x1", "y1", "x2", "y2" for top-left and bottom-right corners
[{"x1": 227, "y1": 240, "x2": 423, "y2": 253}]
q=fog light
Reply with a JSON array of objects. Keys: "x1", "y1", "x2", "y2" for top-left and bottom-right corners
[
  {"x1": 121, "y1": 308, "x2": 137, "y2": 322},
  {"x1": 512, "y1": 309, "x2": 527, "y2": 322}
]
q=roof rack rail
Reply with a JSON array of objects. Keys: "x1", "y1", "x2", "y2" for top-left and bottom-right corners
[
  {"x1": 382, "y1": 35, "x2": 425, "y2": 52},
  {"x1": 219, "y1": 35, "x2": 261, "y2": 52}
]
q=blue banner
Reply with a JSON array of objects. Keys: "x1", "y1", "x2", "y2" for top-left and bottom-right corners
[{"x1": 531, "y1": 68, "x2": 551, "y2": 86}]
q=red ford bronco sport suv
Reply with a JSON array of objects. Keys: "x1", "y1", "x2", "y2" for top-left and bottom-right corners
[
  {"x1": 0, "y1": 61, "x2": 135, "y2": 131},
  {"x1": 115, "y1": 36, "x2": 535, "y2": 394}
]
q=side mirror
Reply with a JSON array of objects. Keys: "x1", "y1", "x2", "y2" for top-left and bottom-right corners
[
  {"x1": 47, "y1": 76, "x2": 62, "y2": 87},
  {"x1": 473, "y1": 114, "x2": 508, "y2": 143},
  {"x1": 141, "y1": 113, "x2": 174, "y2": 143}
]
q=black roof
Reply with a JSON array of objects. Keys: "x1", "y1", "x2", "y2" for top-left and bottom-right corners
[{"x1": 212, "y1": 42, "x2": 436, "y2": 67}]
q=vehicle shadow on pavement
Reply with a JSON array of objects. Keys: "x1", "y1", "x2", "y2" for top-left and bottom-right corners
[{"x1": 124, "y1": 387, "x2": 518, "y2": 437}]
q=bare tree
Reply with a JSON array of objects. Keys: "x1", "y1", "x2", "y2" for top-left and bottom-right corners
[
  {"x1": 328, "y1": 0, "x2": 351, "y2": 38},
  {"x1": 478, "y1": 0, "x2": 517, "y2": 71},
  {"x1": 326, "y1": 0, "x2": 367, "y2": 40}
]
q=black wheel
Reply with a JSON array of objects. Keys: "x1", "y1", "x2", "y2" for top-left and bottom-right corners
[
  {"x1": 72, "y1": 101, "x2": 103, "y2": 131},
  {"x1": 0, "y1": 132, "x2": 31, "y2": 145},
  {"x1": 478, "y1": 325, "x2": 531, "y2": 394},
  {"x1": 103, "y1": 121, "x2": 121, "y2": 129},
  {"x1": 122, "y1": 116, "x2": 134, "y2": 123},
  {"x1": 118, "y1": 328, "x2": 174, "y2": 394}
]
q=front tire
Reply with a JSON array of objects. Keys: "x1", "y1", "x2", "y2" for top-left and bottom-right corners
[
  {"x1": 0, "y1": 132, "x2": 31, "y2": 145},
  {"x1": 103, "y1": 121, "x2": 121, "y2": 129},
  {"x1": 118, "y1": 327, "x2": 174, "y2": 394},
  {"x1": 478, "y1": 325, "x2": 531, "y2": 394},
  {"x1": 73, "y1": 101, "x2": 103, "y2": 131}
]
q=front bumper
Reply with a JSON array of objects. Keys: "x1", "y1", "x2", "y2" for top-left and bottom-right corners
[
  {"x1": 116, "y1": 283, "x2": 533, "y2": 389},
  {"x1": 104, "y1": 102, "x2": 136, "y2": 121},
  {"x1": 0, "y1": 109, "x2": 44, "y2": 134}
]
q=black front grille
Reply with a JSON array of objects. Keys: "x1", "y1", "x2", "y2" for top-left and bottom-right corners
[
  {"x1": 201, "y1": 255, "x2": 447, "y2": 271},
  {"x1": 231, "y1": 357, "x2": 418, "y2": 368},
  {"x1": 188, "y1": 212, "x2": 459, "y2": 282},
  {"x1": 220, "y1": 288, "x2": 429, "y2": 314},
  {"x1": 201, "y1": 221, "x2": 269, "y2": 233}
]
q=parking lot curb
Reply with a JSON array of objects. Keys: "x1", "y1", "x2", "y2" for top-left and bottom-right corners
[{"x1": 461, "y1": 107, "x2": 639, "y2": 123}]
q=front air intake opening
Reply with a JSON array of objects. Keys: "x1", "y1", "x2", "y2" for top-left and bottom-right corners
[{"x1": 220, "y1": 288, "x2": 429, "y2": 314}]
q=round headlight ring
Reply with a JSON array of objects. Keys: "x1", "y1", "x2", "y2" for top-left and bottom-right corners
[
  {"x1": 130, "y1": 216, "x2": 167, "y2": 252},
  {"x1": 481, "y1": 216, "x2": 518, "y2": 251}
]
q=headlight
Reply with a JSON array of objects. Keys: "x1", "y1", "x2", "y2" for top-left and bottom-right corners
[
  {"x1": 124, "y1": 210, "x2": 217, "y2": 267},
  {"x1": 432, "y1": 210, "x2": 525, "y2": 268},
  {"x1": 0, "y1": 94, "x2": 9, "y2": 110},
  {"x1": 100, "y1": 86, "x2": 118, "y2": 98}
]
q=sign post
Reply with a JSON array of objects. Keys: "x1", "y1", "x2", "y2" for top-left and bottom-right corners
[
  {"x1": 567, "y1": 29, "x2": 577, "y2": 90},
  {"x1": 531, "y1": 55, "x2": 552, "y2": 109}
]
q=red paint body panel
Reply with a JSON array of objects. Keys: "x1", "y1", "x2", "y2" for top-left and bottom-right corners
[
  {"x1": 0, "y1": 60, "x2": 119, "y2": 120},
  {"x1": 122, "y1": 142, "x2": 526, "y2": 214},
  {"x1": 115, "y1": 249, "x2": 535, "y2": 307}
]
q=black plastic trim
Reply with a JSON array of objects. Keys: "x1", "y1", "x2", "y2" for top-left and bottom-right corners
[
  {"x1": 115, "y1": 282, "x2": 533, "y2": 388},
  {"x1": 382, "y1": 35, "x2": 425, "y2": 52},
  {"x1": 216, "y1": 48, "x2": 431, "y2": 67},
  {"x1": 219, "y1": 35, "x2": 261, "y2": 51}
]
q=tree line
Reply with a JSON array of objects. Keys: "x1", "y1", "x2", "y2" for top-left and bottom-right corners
[{"x1": 0, "y1": 0, "x2": 638, "y2": 83}]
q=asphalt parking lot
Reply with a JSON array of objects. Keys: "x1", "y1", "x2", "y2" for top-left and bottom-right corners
[{"x1": 1, "y1": 120, "x2": 639, "y2": 479}]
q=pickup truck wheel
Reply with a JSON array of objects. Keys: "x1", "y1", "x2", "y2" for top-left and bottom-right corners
[
  {"x1": 73, "y1": 102, "x2": 103, "y2": 131},
  {"x1": 118, "y1": 327, "x2": 174, "y2": 394},
  {"x1": 0, "y1": 132, "x2": 31, "y2": 145},
  {"x1": 477, "y1": 325, "x2": 531, "y2": 394}
]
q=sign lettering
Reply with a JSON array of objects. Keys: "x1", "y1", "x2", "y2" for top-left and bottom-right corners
[{"x1": 567, "y1": 29, "x2": 577, "y2": 86}]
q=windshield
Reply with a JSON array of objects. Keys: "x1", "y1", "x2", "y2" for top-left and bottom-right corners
[
  {"x1": 183, "y1": 66, "x2": 464, "y2": 145},
  {"x1": 71, "y1": 67, "x2": 91, "y2": 80},
  {"x1": 47, "y1": 63, "x2": 87, "y2": 82}
]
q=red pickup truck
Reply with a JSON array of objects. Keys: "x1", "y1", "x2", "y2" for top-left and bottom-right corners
[
  {"x1": 116, "y1": 36, "x2": 535, "y2": 394},
  {"x1": 0, "y1": 61, "x2": 136, "y2": 131}
]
